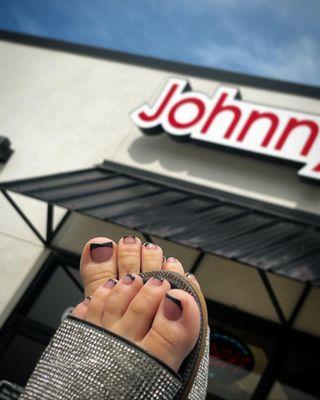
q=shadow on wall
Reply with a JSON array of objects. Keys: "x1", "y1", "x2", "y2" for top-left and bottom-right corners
[
  {"x1": 127, "y1": 133, "x2": 320, "y2": 211},
  {"x1": 0, "y1": 164, "x2": 6, "y2": 176}
]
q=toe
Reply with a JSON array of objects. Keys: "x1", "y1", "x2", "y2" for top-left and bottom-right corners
[
  {"x1": 115, "y1": 277, "x2": 171, "y2": 341},
  {"x1": 102, "y1": 274, "x2": 143, "y2": 328},
  {"x1": 162, "y1": 257, "x2": 185, "y2": 274},
  {"x1": 85, "y1": 279, "x2": 118, "y2": 326},
  {"x1": 117, "y1": 236, "x2": 142, "y2": 278},
  {"x1": 80, "y1": 237, "x2": 117, "y2": 297},
  {"x1": 185, "y1": 272, "x2": 201, "y2": 290},
  {"x1": 141, "y1": 242, "x2": 163, "y2": 272},
  {"x1": 72, "y1": 296, "x2": 91, "y2": 320},
  {"x1": 141, "y1": 289, "x2": 200, "y2": 371}
]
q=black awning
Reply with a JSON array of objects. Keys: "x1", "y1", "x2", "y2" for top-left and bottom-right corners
[{"x1": 1, "y1": 160, "x2": 320, "y2": 285}]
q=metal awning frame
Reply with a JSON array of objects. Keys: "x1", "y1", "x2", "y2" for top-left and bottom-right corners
[{"x1": 0, "y1": 161, "x2": 315, "y2": 331}]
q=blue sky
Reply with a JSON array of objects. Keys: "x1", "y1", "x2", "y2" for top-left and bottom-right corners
[{"x1": 0, "y1": 0, "x2": 319, "y2": 87}]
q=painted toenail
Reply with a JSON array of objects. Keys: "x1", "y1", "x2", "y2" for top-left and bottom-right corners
[
  {"x1": 162, "y1": 256, "x2": 166, "y2": 263},
  {"x1": 83, "y1": 296, "x2": 91, "y2": 304},
  {"x1": 143, "y1": 242, "x2": 157, "y2": 249},
  {"x1": 186, "y1": 272, "x2": 196, "y2": 280},
  {"x1": 104, "y1": 278, "x2": 118, "y2": 288},
  {"x1": 123, "y1": 235, "x2": 136, "y2": 244},
  {"x1": 164, "y1": 293, "x2": 183, "y2": 320},
  {"x1": 90, "y1": 242, "x2": 113, "y2": 263},
  {"x1": 148, "y1": 276, "x2": 164, "y2": 286},
  {"x1": 123, "y1": 273, "x2": 136, "y2": 284},
  {"x1": 166, "y1": 257, "x2": 176, "y2": 263}
]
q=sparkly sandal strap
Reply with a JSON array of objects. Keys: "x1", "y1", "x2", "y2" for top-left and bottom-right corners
[
  {"x1": 21, "y1": 271, "x2": 209, "y2": 400},
  {"x1": 138, "y1": 271, "x2": 209, "y2": 400},
  {"x1": 20, "y1": 316, "x2": 182, "y2": 400}
]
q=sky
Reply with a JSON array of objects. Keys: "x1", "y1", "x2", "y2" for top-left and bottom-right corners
[{"x1": 0, "y1": 0, "x2": 319, "y2": 87}]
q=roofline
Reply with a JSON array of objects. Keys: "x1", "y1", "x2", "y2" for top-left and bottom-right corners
[{"x1": 1, "y1": 29, "x2": 320, "y2": 100}]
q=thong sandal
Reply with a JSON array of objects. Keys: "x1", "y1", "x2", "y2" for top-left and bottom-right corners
[
  {"x1": 140, "y1": 270, "x2": 209, "y2": 400},
  {"x1": 20, "y1": 270, "x2": 209, "y2": 400}
]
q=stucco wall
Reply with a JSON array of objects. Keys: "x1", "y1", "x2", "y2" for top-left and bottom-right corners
[
  {"x1": 0, "y1": 40, "x2": 319, "y2": 214},
  {"x1": 0, "y1": 39, "x2": 319, "y2": 327}
]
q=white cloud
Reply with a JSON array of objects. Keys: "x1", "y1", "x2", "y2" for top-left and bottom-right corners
[
  {"x1": 5, "y1": 0, "x2": 320, "y2": 86},
  {"x1": 193, "y1": 29, "x2": 320, "y2": 86}
]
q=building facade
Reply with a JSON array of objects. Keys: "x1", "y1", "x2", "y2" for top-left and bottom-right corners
[{"x1": 0, "y1": 31, "x2": 319, "y2": 399}]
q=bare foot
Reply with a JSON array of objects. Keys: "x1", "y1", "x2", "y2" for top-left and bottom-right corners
[{"x1": 73, "y1": 236, "x2": 201, "y2": 371}]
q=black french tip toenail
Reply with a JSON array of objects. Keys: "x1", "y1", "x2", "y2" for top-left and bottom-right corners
[
  {"x1": 90, "y1": 242, "x2": 113, "y2": 250},
  {"x1": 83, "y1": 296, "x2": 91, "y2": 304},
  {"x1": 153, "y1": 276, "x2": 164, "y2": 284},
  {"x1": 165, "y1": 293, "x2": 183, "y2": 310},
  {"x1": 162, "y1": 256, "x2": 166, "y2": 262},
  {"x1": 122, "y1": 235, "x2": 136, "y2": 244},
  {"x1": 124, "y1": 273, "x2": 136, "y2": 282},
  {"x1": 104, "y1": 278, "x2": 118, "y2": 288}
]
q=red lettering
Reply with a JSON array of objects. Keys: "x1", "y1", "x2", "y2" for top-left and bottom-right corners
[
  {"x1": 168, "y1": 98, "x2": 205, "y2": 129},
  {"x1": 138, "y1": 83, "x2": 178, "y2": 122},
  {"x1": 314, "y1": 163, "x2": 320, "y2": 172},
  {"x1": 275, "y1": 118, "x2": 319, "y2": 156},
  {"x1": 237, "y1": 111, "x2": 279, "y2": 147},
  {"x1": 201, "y1": 93, "x2": 241, "y2": 138},
  {"x1": 212, "y1": 351, "x2": 252, "y2": 370}
]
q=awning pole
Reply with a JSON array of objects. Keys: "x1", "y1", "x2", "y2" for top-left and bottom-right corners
[{"x1": 46, "y1": 204, "x2": 54, "y2": 245}]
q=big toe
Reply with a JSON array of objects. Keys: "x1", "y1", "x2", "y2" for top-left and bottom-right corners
[
  {"x1": 80, "y1": 237, "x2": 118, "y2": 297},
  {"x1": 141, "y1": 288, "x2": 200, "y2": 372}
]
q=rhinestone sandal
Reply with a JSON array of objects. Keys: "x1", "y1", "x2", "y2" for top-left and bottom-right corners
[
  {"x1": 20, "y1": 270, "x2": 209, "y2": 400},
  {"x1": 140, "y1": 270, "x2": 209, "y2": 400}
]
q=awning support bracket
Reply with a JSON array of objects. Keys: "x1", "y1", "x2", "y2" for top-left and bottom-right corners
[
  {"x1": 287, "y1": 282, "x2": 312, "y2": 326},
  {"x1": 46, "y1": 204, "x2": 54, "y2": 244},
  {"x1": 1, "y1": 190, "x2": 71, "y2": 248},
  {"x1": 258, "y1": 269, "x2": 286, "y2": 324},
  {"x1": 189, "y1": 251, "x2": 205, "y2": 274},
  {"x1": 1, "y1": 190, "x2": 46, "y2": 245},
  {"x1": 252, "y1": 280, "x2": 312, "y2": 399}
]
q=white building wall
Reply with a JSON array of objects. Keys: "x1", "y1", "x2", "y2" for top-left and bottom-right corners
[
  {"x1": 1, "y1": 40, "x2": 319, "y2": 214},
  {"x1": 0, "y1": 40, "x2": 319, "y2": 326}
]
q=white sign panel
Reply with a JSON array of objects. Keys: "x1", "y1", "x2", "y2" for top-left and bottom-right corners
[{"x1": 131, "y1": 78, "x2": 320, "y2": 183}]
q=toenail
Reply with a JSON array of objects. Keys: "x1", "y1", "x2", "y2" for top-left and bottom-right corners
[
  {"x1": 83, "y1": 296, "x2": 91, "y2": 304},
  {"x1": 104, "y1": 278, "x2": 118, "y2": 288},
  {"x1": 186, "y1": 272, "x2": 196, "y2": 280},
  {"x1": 164, "y1": 293, "x2": 183, "y2": 320},
  {"x1": 166, "y1": 257, "x2": 176, "y2": 263},
  {"x1": 123, "y1": 235, "x2": 136, "y2": 244},
  {"x1": 123, "y1": 273, "x2": 136, "y2": 284},
  {"x1": 162, "y1": 256, "x2": 166, "y2": 263},
  {"x1": 143, "y1": 242, "x2": 157, "y2": 249},
  {"x1": 148, "y1": 276, "x2": 164, "y2": 286},
  {"x1": 90, "y1": 242, "x2": 113, "y2": 263}
]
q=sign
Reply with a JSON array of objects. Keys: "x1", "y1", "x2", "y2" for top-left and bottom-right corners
[
  {"x1": 131, "y1": 78, "x2": 320, "y2": 183},
  {"x1": 209, "y1": 328, "x2": 254, "y2": 383}
]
